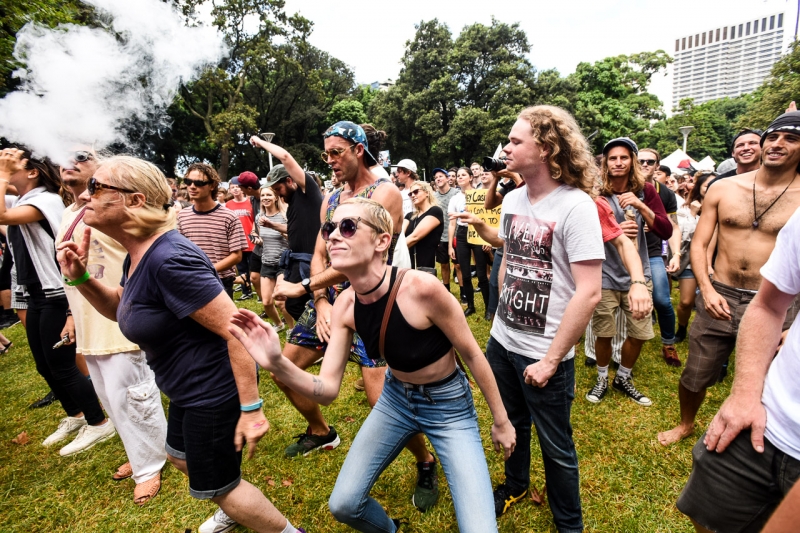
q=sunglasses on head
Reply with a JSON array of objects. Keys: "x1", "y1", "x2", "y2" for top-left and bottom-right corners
[
  {"x1": 88, "y1": 177, "x2": 135, "y2": 196},
  {"x1": 320, "y1": 217, "x2": 383, "y2": 241},
  {"x1": 183, "y1": 178, "x2": 211, "y2": 187},
  {"x1": 638, "y1": 159, "x2": 656, "y2": 166},
  {"x1": 320, "y1": 144, "x2": 356, "y2": 163},
  {"x1": 71, "y1": 151, "x2": 93, "y2": 163}
]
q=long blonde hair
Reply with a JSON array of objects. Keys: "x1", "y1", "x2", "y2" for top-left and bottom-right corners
[
  {"x1": 518, "y1": 106, "x2": 599, "y2": 195},
  {"x1": 409, "y1": 181, "x2": 435, "y2": 215},
  {"x1": 99, "y1": 156, "x2": 176, "y2": 238}
]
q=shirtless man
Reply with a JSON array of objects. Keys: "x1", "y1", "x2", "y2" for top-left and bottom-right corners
[
  {"x1": 658, "y1": 110, "x2": 800, "y2": 446},
  {"x1": 271, "y1": 121, "x2": 440, "y2": 510}
]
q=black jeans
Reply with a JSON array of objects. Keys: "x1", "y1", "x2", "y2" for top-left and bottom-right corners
[
  {"x1": 27, "y1": 283, "x2": 104, "y2": 425},
  {"x1": 456, "y1": 226, "x2": 490, "y2": 309}
]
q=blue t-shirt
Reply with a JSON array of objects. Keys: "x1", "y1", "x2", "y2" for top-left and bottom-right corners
[{"x1": 117, "y1": 230, "x2": 237, "y2": 408}]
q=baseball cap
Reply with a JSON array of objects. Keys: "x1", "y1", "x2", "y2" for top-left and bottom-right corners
[
  {"x1": 432, "y1": 167, "x2": 448, "y2": 177},
  {"x1": 602, "y1": 137, "x2": 639, "y2": 156},
  {"x1": 229, "y1": 177, "x2": 240, "y2": 186},
  {"x1": 263, "y1": 165, "x2": 291, "y2": 187},
  {"x1": 237, "y1": 171, "x2": 260, "y2": 189},
  {"x1": 396, "y1": 159, "x2": 418, "y2": 173},
  {"x1": 323, "y1": 121, "x2": 377, "y2": 164}
]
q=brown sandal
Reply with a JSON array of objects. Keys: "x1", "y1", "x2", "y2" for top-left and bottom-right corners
[
  {"x1": 133, "y1": 472, "x2": 161, "y2": 506},
  {"x1": 112, "y1": 462, "x2": 133, "y2": 481}
]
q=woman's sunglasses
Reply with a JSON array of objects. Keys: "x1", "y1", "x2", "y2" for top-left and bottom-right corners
[
  {"x1": 409, "y1": 189, "x2": 424, "y2": 197},
  {"x1": 321, "y1": 217, "x2": 383, "y2": 241},
  {"x1": 88, "y1": 177, "x2": 135, "y2": 196}
]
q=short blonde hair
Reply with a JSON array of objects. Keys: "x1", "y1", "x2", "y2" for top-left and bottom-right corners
[
  {"x1": 409, "y1": 181, "x2": 435, "y2": 214},
  {"x1": 339, "y1": 197, "x2": 393, "y2": 261},
  {"x1": 98, "y1": 156, "x2": 176, "y2": 238},
  {"x1": 518, "y1": 105, "x2": 599, "y2": 195}
]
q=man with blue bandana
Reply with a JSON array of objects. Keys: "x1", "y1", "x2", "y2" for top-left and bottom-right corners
[{"x1": 271, "y1": 121, "x2": 441, "y2": 511}]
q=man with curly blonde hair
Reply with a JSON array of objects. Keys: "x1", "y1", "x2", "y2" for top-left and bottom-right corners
[{"x1": 454, "y1": 105, "x2": 604, "y2": 531}]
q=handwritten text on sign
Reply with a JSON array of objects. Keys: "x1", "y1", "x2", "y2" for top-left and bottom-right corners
[{"x1": 465, "y1": 189, "x2": 502, "y2": 245}]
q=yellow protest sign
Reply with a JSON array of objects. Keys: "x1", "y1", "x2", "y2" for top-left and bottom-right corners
[{"x1": 465, "y1": 189, "x2": 502, "y2": 245}]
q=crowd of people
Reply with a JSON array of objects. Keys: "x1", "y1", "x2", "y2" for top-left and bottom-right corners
[{"x1": 1, "y1": 103, "x2": 799, "y2": 533}]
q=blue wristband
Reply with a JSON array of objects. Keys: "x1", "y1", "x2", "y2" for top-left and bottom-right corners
[{"x1": 241, "y1": 399, "x2": 263, "y2": 412}]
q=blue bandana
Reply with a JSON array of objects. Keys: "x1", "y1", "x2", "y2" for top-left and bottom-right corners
[{"x1": 323, "y1": 121, "x2": 378, "y2": 164}]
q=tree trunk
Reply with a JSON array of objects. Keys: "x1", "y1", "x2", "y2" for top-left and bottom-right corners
[{"x1": 218, "y1": 146, "x2": 230, "y2": 182}]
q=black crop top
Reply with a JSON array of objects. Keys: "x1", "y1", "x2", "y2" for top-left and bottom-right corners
[{"x1": 353, "y1": 267, "x2": 452, "y2": 372}]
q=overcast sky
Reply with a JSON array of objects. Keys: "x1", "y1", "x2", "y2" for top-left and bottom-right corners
[{"x1": 283, "y1": 0, "x2": 797, "y2": 113}]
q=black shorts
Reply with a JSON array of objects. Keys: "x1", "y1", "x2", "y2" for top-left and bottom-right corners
[
  {"x1": 260, "y1": 262, "x2": 280, "y2": 280},
  {"x1": 221, "y1": 276, "x2": 234, "y2": 299},
  {"x1": 235, "y1": 251, "x2": 252, "y2": 277},
  {"x1": 435, "y1": 241, "x2": 450, "y2": 264},
  {"x1": 248, "y1": 251, "x2": 262, "y2": 274},
  {"x1": 677, "y1": 429, "x2": 800, "y2": 532},
  {"x1": 165, "y1": 395, "x2": 242, "y2": 500}
]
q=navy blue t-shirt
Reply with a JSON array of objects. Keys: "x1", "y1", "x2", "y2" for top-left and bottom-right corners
[{"x1": 117, "y1": 230, "x2": 237, "y2": 408}]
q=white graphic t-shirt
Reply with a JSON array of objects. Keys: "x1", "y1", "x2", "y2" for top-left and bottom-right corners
[{"x1": 491, "y1": 185, "x2": 604, "y2": 360}]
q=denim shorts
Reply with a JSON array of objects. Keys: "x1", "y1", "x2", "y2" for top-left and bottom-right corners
[
  {"x1": 165, "y1": 394, "x2": 242, "y2": 499},
  {"x1": 260, "y1": 262, "x2": 280, "y2": 279},
  {"x1": 675, "y1": 266, "x2": 695, "y2": 280}
]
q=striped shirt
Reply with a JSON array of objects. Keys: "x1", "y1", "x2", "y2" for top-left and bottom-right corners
[
  {"x1": 177, "y1": 204, "x2": 248, "y2": 279},
  {"x1": 258, "y1": 211, "x2": 289, "y2": 265}
]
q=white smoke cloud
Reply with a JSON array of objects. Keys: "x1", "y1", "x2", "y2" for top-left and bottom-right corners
[{"x1": 0, "y1": 0, "x2": 225, "y2": 165}]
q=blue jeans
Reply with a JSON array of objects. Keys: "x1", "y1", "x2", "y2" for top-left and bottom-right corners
[
  {"x1": 488, "y1": 246, "x2": 503, "y2": 315},
  {"x1": 649, "y1": 256, "x2": 676, "y2": 344},
  {"x1": 486, "y1": 336, "x2": 583, "y2": 533},
  {"x1": 328, "y1": 368, "x2": 497, "y2": 533}
]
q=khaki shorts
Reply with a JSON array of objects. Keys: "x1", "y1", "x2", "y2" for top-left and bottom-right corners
[
  {"x1": 680, "y1": 280, "x2": 799, "y2": 393},
  {"x1": 592, "y1": 284, "x2": 654, "y2": 341}
]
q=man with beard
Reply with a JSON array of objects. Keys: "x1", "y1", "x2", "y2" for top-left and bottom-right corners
[
  {"x1": 586, "y1": 138, "x2": 672, "y2": 407},
  {"x1": 658, "y1": 112, "x2": 800, "y2": 447},
  {"x1": 270, "y1": 122, "x2": 440, "y2": 512}
]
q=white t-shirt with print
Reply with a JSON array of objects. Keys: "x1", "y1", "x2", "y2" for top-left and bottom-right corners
[
  {"x1": 760, "y1": 206, "x2": 800, "y2": 460},
  {"x1": 491, "y1": 185, "x2": 605, "y2": 360}
]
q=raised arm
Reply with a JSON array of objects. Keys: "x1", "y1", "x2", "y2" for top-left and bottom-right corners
[
  {"x1": 249, "y1": 136, "x2": 307, "y2": 191},
  {"x1": 56, "y1": 227, "x2": 122, "y2": 321}
]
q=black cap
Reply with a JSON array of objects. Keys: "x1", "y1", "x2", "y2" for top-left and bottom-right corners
[{"x1": 602, "y1": 137, "x2": 638, "y2": 156}]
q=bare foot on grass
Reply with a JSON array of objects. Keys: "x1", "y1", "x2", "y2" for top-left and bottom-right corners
[{"x1": 658, "y1": 425, "x2": 694, "y2": 446}]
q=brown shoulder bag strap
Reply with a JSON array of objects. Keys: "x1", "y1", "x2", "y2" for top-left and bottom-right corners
[{"x1": 379, "y1": 267, "x2": 407, "y2": 359}]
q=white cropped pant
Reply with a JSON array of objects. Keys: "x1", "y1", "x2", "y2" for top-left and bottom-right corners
[{"x1": 85, "y1": 351, "x2": 167, "y2": 484}]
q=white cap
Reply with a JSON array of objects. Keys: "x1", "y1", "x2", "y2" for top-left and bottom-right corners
[{"x1": 396, "y1": 159, "x2": 417, "y2": 173}]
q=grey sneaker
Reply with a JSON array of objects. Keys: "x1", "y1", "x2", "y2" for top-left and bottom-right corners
[
  {"x1": 198, "y1": 508, "x2": 237, "y2": 533},
  {"x1": 284, "y1": 426, "x2": 341, "y2": 457},
  {"x1": 59, "y1": 419, "x2": 116, "y2": 456},
  {"x1": 612, "y1": 375, "x2": 652, "y2": 406},
  {"x1": 42, "y1": 416, "x2": 87, "y2": 446},
  {"x1": 586, "y1": 375, "x2": 608, "y2": 404},
  {"x1": 412, "y1": 458, "x2": 439, "y2": 511}
]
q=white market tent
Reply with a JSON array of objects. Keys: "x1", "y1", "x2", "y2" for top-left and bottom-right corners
[{"x1": 660, "y1": 149, "x2": 715, "y2": 174}]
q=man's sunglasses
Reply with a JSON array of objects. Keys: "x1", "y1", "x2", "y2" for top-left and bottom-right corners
[
  {"x1": 320, "y1": 145, "x2": 356, "y2": 163},
  {"x1": 320, "y1": 217, "x2": 383, "y2": 241},
  {"x1": 638, "y1": 159, "x2": 657, "y2": 166},
  {"x1": 184, "y1": 178, "x2": 211, "y2": 187},
  {"x1": 71, "y1": 151, "x2": 93, "y2": 163},
  {"x1": 88, "y1": 177, "x2": 135, "y2": 196}
]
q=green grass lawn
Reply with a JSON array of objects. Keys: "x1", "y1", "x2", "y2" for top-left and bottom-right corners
[{"x1": 0, "y1": 288, "x2": 728, "y2": 532}]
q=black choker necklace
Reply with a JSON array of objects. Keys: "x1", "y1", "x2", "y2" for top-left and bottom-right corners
[
  {"x1": 355, "y1": 269, "x2": 387, "y2": 296},
  {"x1": 752, "y1": 171, "x2": 796, "y2": 228}
]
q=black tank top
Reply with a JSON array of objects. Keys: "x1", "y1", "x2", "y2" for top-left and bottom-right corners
[{"x1": 353, "y1": 267, "x2": 452, "y2": 373}]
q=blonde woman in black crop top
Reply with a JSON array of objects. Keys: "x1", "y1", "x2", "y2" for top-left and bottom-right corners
[{"x1": 231, "y1": 198, "x2": 515, "y2": 533}]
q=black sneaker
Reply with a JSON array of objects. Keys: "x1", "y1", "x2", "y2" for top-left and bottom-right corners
[
  {"x1": 612, "y1": 375, "x2": 652, "y2": 406},
  {"x1": 585, "y1": 375, "x2": 608, "y2": 404},
  {"x1": 584, "y1": 357, "x2": 597, "y2": 367},
  {"x1": 464, "y1": 307, "x2": 476, "y2": 317},
  {"x1": 284, "y1": 426, "x2": 341, "y2": 457},
  {"x1": 0, "y1": 314, "x2": 20, "y2": 329},
  {"x1": 236, "y1": 292, "x2": 253, "y2": 301},
  {"x1": 29, "y1": 390, "x2": 57, "y2": 409},
  {"x1": 493, "y1": 483, "x2": 527, "y2": 518},
  {"x1": 412, "y1": 458, "x2": 439, "y2": 512}
]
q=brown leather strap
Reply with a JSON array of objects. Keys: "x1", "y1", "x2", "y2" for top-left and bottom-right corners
[
  {"x1": 59, "y1": 206, "x2": 88, "y2": 244},
  {"x1": 379, "y1": 267, "x2": 407, "y2": 359}
]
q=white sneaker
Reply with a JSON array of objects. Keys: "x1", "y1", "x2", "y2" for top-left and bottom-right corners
[
  {"x1": 199, "y1": 508, "x2": 237, "y2": 533},
  {"x1": 42, "y1": 416, "x2": 87, "y2": 447},
  {"x1": 59, "y1": 419, "x2": 116, "y2": 456}
]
